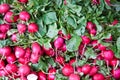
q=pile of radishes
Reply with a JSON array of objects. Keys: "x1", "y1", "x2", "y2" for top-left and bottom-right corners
[{"x1": 0, "y1": 0, "x2": 120, "y2": 80}]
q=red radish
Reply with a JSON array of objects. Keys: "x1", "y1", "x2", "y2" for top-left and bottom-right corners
[
  {"x1": 28, "y1": 23, "x2": 39, "y2": 33},
  {"x1": 89, "y1": 66, "x2": 98, "y2": 76},
  {"x1": 0, "y1": 3, "x2": 10, "y2": 14},
  {"x1": 105, "y1": 0, "x2": 111, "y2": 5},
  {"x1": 19, "y1": 11, "x2": 30, "y2": 21},
  {"x1": 0, "y1": 70, "x2": 8, "y2": 77},
  {"x1": 89, "y1": 29, "x2": 96, "y2": 36},
  {"x1": 110, "y1": 58, "x2": 118, "y2": 67},
  {"x1": 11, "y1": 33, "x2": 17, "y2": 42},
  {"x1": 98, "y1": 44, "x2": 106, "y2": 51},
  {"x1": 0, "y1": 33, "x2": 6, "y2": 39},
  {"x1": 25, "y1": 47, "x2": 31, "y2": 59},
  {"x1": 92, "y1": 0, "x2": 100, "y2": 5},
  {"x1": 0, "y1": 60, "x2": 5, "y2": 69},
  {"x1": 6, "y1": 54, "x2": 16, "y2": 64},
  {"x1": 111, "y1": 19, "x2": 118, "y2": 26},
  {"x1": 15, "y1": 46, "x2": 25, "y2": 58},
  {"x1": 5, "y1": 64, "x2": 18, "y2": 73},
  {"x1": 4, "y1": 11, "x2": 18, "y2": 23},
  {"x1": 47, "y1": 68, "x2": 56, "y2": 80},
  {"x1": 62, "y1": 64, "x2": 74, "y2": 76},
  {"x1": 64, "y1": 0, "x2": 67, "y2": 5},
  {"x1": 81, "y1": 64, "x2": 91, "y2": 75},
  {"x1": 69, "y1": 58, "x2": 76, "y2": 65},
  {"x1": 105, "y1": 36, "x2": 112, "y2": 42},
  {"x1": 18, "y1": 57, "x2": 29, "y2": 64},
  {"x1": 86, "y1": 21, "x2": 94, "y2": 30},
  {"x1": 17, "y1": 23, "x2": 27, "y2": 34},
  {"x1": 37, "y1": 71, "x2": 46, "y2": 80},
  {"x1": 92, "y1": 73, "x2": 105, "y2": 80},
  {"x1": 44, "y1": 48, "x2": 55, "y2": 57},
  {"x1": 58, "y1": 30, "x2": 63, "y2": 35},
  {"x1": 69, "y1": 74, "x2": 80, "y2": 80},
  {"x1": 60, "y1": 44, "x2": 67, "y2": 52},
  {"x1": 76, "y1": 66, "x2": 82, "y2": 73},
  {"x1": 103, "y1": 50, "x2": 114, "y2": 60},
  {"x1": 112, "y1": 68, "x2": 120, "y2": 79},
  {"x1": 81, "y1": 35, "x2": 90, "y2": 44},
  {"x1": 18, "y1": 0, "x2": 28, "y2": 3},
  {"x1": 30, "y1": 53, "x2": 40, "y2": 64},
  {"x1": 18, "y1": 65, "x2": 30, "y2": 76},
  {"x1": 78, "y1": 43, "x2": 85, "y2": 55},
  {"x1": 55, "y1": 55, "x2": 64, "y2": 65},
  {"x1": 0, "y1": 24, "x2": 10, "y2": 33},
  {"x1": 91, "y1": 40, "x2": 98, "y2": 49},
  {"x1": 20, "y1": 76, "x2": 27, "y2": 80},
  {"x1": 31, "y1": 42, "x2": 41, "y2": 55},
  {"x1": 0, "y1": 46, "x2": 11, "y2": 56},
  {"x1": 54, "y1": 37, "x2": 64, "y2": 49}
]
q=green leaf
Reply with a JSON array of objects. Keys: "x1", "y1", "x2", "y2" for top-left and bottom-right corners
[
  {"x1": 46, "y1": 23, "x2": 58, "y2": 38},
  {"x1": 74, "y1": 25, "x2": 85, "y2": 36},
  {"x1": 84, "y1": 48, "x2": 96, "y2": 59},
  {"x1": 7, "y1": 29, "x2": 18, "y2": 36},
  {"x1": 55, "y1": 0, "x2": 62, "y2": 8},
  {"x1": 43, "y1": 12, "x2": 58, "y2": 25},
  {"x1": 67, "y1": 16, "x2": 77, "y2": 29},
  {"x1": 0, "y1": 39, "x2": 12, "y2": 48},
  {"x1": 116, "y1": 37, "x2": 120, "y2": 51},
  {"x1": 96, "y1": 60, "x2": 104, "y2": 66},
  {"x1": 66, "y1": 35, "x2": 82, "y2": 52},
  {"x1": 78, "y1": 59, "x2": 87, "y2": 66}
]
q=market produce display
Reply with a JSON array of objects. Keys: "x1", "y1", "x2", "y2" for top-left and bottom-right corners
[{"x1": 0, "y1": 0, "x2": 120, "y2": 80}]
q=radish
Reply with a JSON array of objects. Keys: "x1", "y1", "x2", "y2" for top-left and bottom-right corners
[
  {"x1": 0, "y1": 24, "x2": 10, "y2": 33},
  {"x1": 91, "y1": 40, "x2": 98, "y2": 49},
  {"x1": 4, "y1": 11, "x2": 18, "y2": 23},
  {"x1": 25, "y1": 47, "x2": 31, "y2": 59},
  {"x1": 18, "y1": 57, "x2": 29, "y2": 64},
  {"x1": 89, "y1": 29, "x2": 96, "y2": 36},
  {"x1": 81, "y1": 64, "x2": 91, "y2": 75},
  {"x1": 86, "y1": 22, "x2": 94, "y2": 30},
  {"x1": 0, "y1": 70, "x2": 8, "y2": 77},
  {"x1": 69, "y1": 58, "x2": 76, "y2": 65},
  {"x1": 6, "y1": 53, "x2": 16, "y2": 64},
  {"x1": 18, "y1": 0, "x2": 28, "y2": 3},
  {"x1": 0, "y1": 60, "x2": 5, "y2": 69},
  {"x1": 103, "y1": 50, "x2": 114, "y2": 60},
  {"x1": 105, "y1": 35, "x2": 112, "y2": 42},
  {"x1": 97, "y1": 44, "x2": 106, "y2": 51},
  {"x1": 54, "y1": 37, "x2": 64, "y2": 49},
  {"x1": 47, "y1": 68, "x2": 56, "y2": 80},
  {"x1": 109, "y1": 58, "x2": 118, "y2": 67},
  {"x1": 18, "y1": 65, "x2": 30, "y2": 76},
  {"x1": 44, "y1": 48, "x2": 55, "y2": 57},
  {"x1": 60, "y1": 44, "x2": 67, "y2": 52},
  {"x1": 81, "y1": 35, "x2": 90, "y2": 44},
  {"x1": 112, "y1": 68, "x2": 120, "y2": 79},
  {"x1": 31, "y1": 42, "x2": 41, "y2": 55},
  {"x1": 30, "y1": 53, "x2": 40, "y2": 64},
  {"x1": 69, "y1": 74, "x2": 80, "y2": 80},
  {"x1": 55, "y1": 55, "x2": 64, "y2": 65},
  {"x1": 0, "y1": 46, "x2": 11, "y2": 56},
  {"x1": 19, "y1": 11, "x2": 30, "y2": 21},
  {"x1": 111, "y1": 19, "x2": 118, "y2": 26},
  {"x1": 89, "y1": 66, "x2": 98, "y2": 76},
  {"x1": 76, "y1": 66, "x2": 82, "y2": 73},
  {"x1": 27, "y1": 73, "x2": 38, "y2": 80},
  {"x1": 37, "y1": 71, "x2": 46, "y2": 80},
  {"x1": 78, "y1": 43, "x2": 85, "y2": 55},
  {"x1": 20, "y1": 76, "x2": 27, "y2": 80},
  {"x1": 0, "y1": 3, "x2": 10, "y2": 14},
  {"x1": 11, "y1": 33, "x2": 17, "y2": 42},
  {"x1": 15, "y1": 46, "x2": 25, "y2": 58},
  {"x1": 0, "y1": 33, "x2": 6, "y2": 39},
  {"x1": 5, "y1": 64, "x2": 18, "y2": 73},
  {"x1": 92, "y1": 73, "x2": 105, "y2": 80},
  {"x1": 92, "y1": 0, "x2": 100, "y2": 5},
  {"x1": 28, "y1": 23, "x2": 39, "y2": 33},
  {"x1": 62, "y1": 64, "x2": 74, "y2": 76},
  {"x1": 17, "y1": 23, "x2": 27, "y2": 34}
]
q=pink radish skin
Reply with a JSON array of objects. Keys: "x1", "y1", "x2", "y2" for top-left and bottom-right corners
[
  {"x1": 81, "y1": 35, "x2": 90, "y2": 44},
  {"x1": 0, "y1": 24, "x2": 10, "y2": 33},
  {"x1": 18, "y1": 65, "x2": 30, "y2": 76},
  {"x1": 5, "y1": 64, "x2": 18, "y2": 73},
  {"x1": 112, "y1": 68, "x2": 120, "y2": 79},
  {"x1": 62, "y1": 64, "x2": 74, "y2": 76},
  {"x1": 47, "y1": 68, "x2": 56, "y2": 80},
  {"x1": 0, "y1": 3, "x2": 10, "y2": 14},
  {"x1": 0, "y1": 33, "x2": 6, "y2": 39},
  {"x1": 6, "y1": 53, "x2": 16, "y2": 64},
  {"x1": 69, "y1": 74, "x2": 80, "y2": 80},
  {"x1": 11, "y1": 33, "x2": 17, "y2": 42},
  {"x1": 19, "y1": 11, "x2": 30, "y2": 21},
  {"x1": 0, "y1": 60, "x2": 5, "y2": 69},
  {"x1": 18, "y1": 0, "x2": 28, "y2": 3},
  {"x1": 17, "y1": 23, "x2": 27, "y2": 34},
  {"x1": 81, "y1": 64, "x2": 91, "y2": 75},
  {"x1": 103, "y1": 50, "x2": 114, "y2": 60},
  {"x1": 30, "y1": 53, "x2": 40, "y2": 64},
  {"x1": 4, "y1": 11, "x2": 18, "y2": 23},
  {"x1": 69, "y1": 58, "x2": 76, "y2": 66},
  {"x1": 15, "y1": 46, "x2": 25, "y2": 58},
  {"x1": 28, "y1": 23, "x2": 39, "y2": 33},
  {"x1": 54, "y1": 37, "x2": 64, "y2": 49},
  {"x1": 92, "y1": 73, "x2": 105, "y2": 80},
  {"x1": 55, "y1": 55, "x2": 64, "y2": 65},
  {"x1": 77, "y1": 66, "x2": 82, "y2": 73},
  {"x1": 86, "y1": 22, "x2": 94, "y2": 30},
  {"x1": 32, "y1": 42, "x2": 42, "y2": 55},
  {"x1": 37, "y1": 71, "x2": 46, "y2": 80},
  {"x1": 0, "y1": 46, "x2": 11, "y2": 56},
  {"x1": 89, "y1": 66, "x2": 98, "y2": 76}
]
